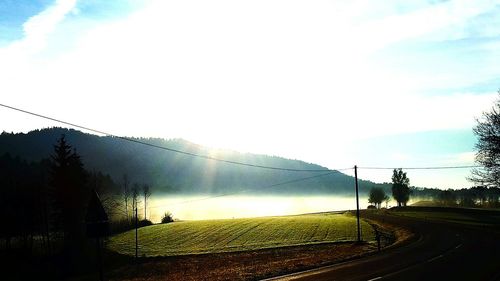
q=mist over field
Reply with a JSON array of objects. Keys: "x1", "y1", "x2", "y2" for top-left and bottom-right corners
[{"x1": 147, "y1": 195, "x2": 417, "y2": 222}]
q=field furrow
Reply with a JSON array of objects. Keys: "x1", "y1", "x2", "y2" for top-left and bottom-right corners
[{"x1": 107, "y1": 213, "x2": 375, "y2": 256}]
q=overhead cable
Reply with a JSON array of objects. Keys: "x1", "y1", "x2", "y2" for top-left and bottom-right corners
[{"x1": 0, "y1": 103, "x2": 343, "y2": 172}]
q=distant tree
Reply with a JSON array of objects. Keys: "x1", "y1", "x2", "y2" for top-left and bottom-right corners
[
  {"x1": 131, "y1": 183, "x2": 140, "y2": 258},
  {"x1": 391, "y1": 169, "x2": 410, "y2": 207},
  {"x1": 470, "y1": 92, "x2": 500, "y2": 187},
  {"x1": 49, "y1": 135, "x2": 88, "y2": 257},
  {"x1": 142, "y1": 184, "x2": 151, "y2": 220},
  {"x1": 131, "y1": 183, "x2": 140, "y2": 222},
  {"x1": 472, "y1": 186, "x2": 488, "y2": 206},
  {"x1": 368, "y1": 187, "x2": 389, "y2": 209},
  {"x1": 486, "y1": 187, "x2": 500, "y2": 207},
  {"x1": 438, "y1": 189, "x2": 456, "y2": 206},
  {"x1": 457, "y1": 188, "x2": 476, "y2": 207},
  {"x1": 122, "y1": 174, "x2": 130, "y2": 222}
]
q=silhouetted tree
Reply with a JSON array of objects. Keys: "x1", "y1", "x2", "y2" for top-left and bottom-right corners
[
  {"x1": 392, "y1": 169, "x2": 410, "y2": 207},
  {"x1": 131, "y1": 183, "x2": 140, "y2": 258},
  {"x1": 471, "y1": 92, "x2": 500, "y2": 187},
  {"x1": 131, "y1": 183, "x2": 140, "y2": 222},
  {"x1": 142, "y1": 184, "x2": 151, "y2": 220},
  {"x1": 368, "y1": 187, "x2": 388, "y2": 209},
  {"x1": 472, "y1": 186, "x2": 488, "y2": 205},
  {"x1": 122, "y1": 174, "x2": 130, "y2": 223},
  {"x1": 49, "y1": 135, "x2": 89, "y2": 257},
  {"x1": 438, "y1": 189, "x2": 457, "y2": 206},
  {"x1": 0, "y1": 154, "x2": 54, "y2": 255},
  {"x1": 0, "y1": 154, "x2": 40, "y2": 250},
  {"x1": 486, "y1": 187, "x2": 500, "y2": 207},
  {"x1": 457, "y1": 188, "x2": 476, "y2": 207}
]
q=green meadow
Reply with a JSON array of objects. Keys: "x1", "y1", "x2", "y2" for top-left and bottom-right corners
[{"x1": 107, "y1": 213, "x2": 375, "y2": 256}]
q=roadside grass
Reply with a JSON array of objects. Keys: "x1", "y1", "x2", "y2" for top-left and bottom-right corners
[{"x1": 107, "y1": 213, "x2": 375, "y2": 257}]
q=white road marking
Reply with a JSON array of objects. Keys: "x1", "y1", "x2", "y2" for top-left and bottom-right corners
[
  {"x1": 427, "y1": 254, "x2": 444, "y2": 262},
  {"x1": 454, "y1": 244, "x2": 462, "y2": 250},
  {"x1": 367, "y1": 277, "x2": 383, "y2": 281}
]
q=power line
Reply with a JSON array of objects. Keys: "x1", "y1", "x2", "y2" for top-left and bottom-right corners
[
  {"x1": 0, "y1": 103, "x2": 342, "y2": 172},
  {"x1": 358, "y1": 165, "x2": 481, "y2": 170},
  {"x1": 148, "y1": 169, "x2": 351, "y2": 210},
  {"x1": 0, "y1": 103, "x2": 482, "y2": 172}
]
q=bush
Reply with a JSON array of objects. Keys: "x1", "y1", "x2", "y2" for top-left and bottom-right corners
[
  {"x1": 138, "y1": 219, "x2": 153, "y2": 227},
  {"x1": 161, "y1": 212, "x2": 174, "y2": 224}
]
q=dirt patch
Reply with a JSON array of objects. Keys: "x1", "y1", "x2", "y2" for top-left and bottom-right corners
[{"x1": 105, "y1": 242, "x2": 375, "y2": 281}]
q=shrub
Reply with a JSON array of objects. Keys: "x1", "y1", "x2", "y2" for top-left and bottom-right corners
[
  {"x1": 138, "y1": 219, "x2": 153, "y2": 227},
  {"x1": 161, "y1": 212, "x2": 174, "y2": 224}
]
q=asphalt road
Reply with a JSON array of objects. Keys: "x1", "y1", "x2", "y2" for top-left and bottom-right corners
[{"x1": 264, "y1": 209, "x2": 500, "y2": 281}]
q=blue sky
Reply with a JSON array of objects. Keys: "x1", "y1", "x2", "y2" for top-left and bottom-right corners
[
  {"x1": 0, "y1": 0, "x2": 52, "y2": 43},
  {"x1": 0, "y1": 0, "x2": 499, "y2": 188}
]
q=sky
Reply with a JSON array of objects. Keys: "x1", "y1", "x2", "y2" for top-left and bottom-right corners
[{"x1": 1, "y1": 0, "x2": 499, "y2": 189}]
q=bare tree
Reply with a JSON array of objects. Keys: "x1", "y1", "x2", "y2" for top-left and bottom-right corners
[
  {"x1": 131, "y1": 183, "x2": 140, "y2": 258},
  {"x1": 471, "y1": 92, "x2": 500, "y2": 187},
  {"x1": 131, "y1": 183, "x2": 140, "y2": 221},
  {"x1": 122, "y1": 174, "x2": 130, "y2": 222},
  {"x1": 142, "y1": 184, "x2": 151, "y2": 220}
]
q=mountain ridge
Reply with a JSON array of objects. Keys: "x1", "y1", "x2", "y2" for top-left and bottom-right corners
[{"x1": 0, "y1": 127, "x2": 390, "y2": 195}]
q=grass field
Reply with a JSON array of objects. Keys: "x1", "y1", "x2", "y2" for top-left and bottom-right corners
[{"x1": 107, "y1": 213, "x2": 375, "y2": 257}]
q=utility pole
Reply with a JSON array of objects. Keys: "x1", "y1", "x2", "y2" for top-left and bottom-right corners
[{"x1": 354, "y1": 165, "x2": 361, "y2": 242}]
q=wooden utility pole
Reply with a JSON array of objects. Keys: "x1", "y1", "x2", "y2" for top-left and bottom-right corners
[{"x1": 354, "y1": 165, "x2": 361, "y2": 242}]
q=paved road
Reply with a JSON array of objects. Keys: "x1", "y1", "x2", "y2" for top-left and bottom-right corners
[{"x1": 264, "y1": 210, "x2": 500, "y2": 281}]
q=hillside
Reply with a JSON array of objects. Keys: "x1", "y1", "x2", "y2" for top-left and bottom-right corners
[{"x1": 0, "y1": 128, "x2": 389, "y2": 194}]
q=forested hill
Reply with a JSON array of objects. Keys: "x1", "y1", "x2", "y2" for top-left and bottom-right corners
[{"x1": 0, "y1": 128, "x2": 389, "y2": 195}]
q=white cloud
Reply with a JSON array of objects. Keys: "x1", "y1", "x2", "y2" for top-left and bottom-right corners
[
  {"x1": 0, "y1": 0, "x2": 498, "y2": 187},
  {"x1": 3, "y1": 0, "x2": 77, "y2": 55},
  {"x1": 441, "y1": 151, "x2": 477, "y2": 165},
  {"x1": 344, "y1": 0, "x2": 500, "y2": 52}
]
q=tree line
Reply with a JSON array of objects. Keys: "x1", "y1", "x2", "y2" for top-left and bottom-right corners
[
  {"x1": 368, "y1": 168, "x2": 500, "y2": 209},
  {"x1": 419, "y1": 186, "x2": 500, "y2": 208}
]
